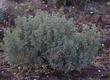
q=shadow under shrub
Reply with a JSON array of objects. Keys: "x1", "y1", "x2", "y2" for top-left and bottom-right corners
[
  {"x1": 42, "y1": 0, "x2": 109, "y2": 9},
  {"x1": 3, "y1": 11, "x2": 100, "y2": 72}
]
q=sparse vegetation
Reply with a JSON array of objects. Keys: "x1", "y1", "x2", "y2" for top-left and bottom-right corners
[
  {"x1": 0, "y1": 0, "x2": 110, "y2": 79},
  {"x1": 4, "y1": 12, "x2": 100, "y2": 72}
]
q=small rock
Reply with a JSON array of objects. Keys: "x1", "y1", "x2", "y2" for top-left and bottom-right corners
[
  {"x1": 13, "y1": 72, "x2": 16, "y2": 75},
  {"x1": 1, "y1": 70, "x2": 4, "y2": 73},
  {"x1": 101, "y1": 44, "x2": 104, "y2": 47},
  {"x1": 106, "y1": 2, "x2": 110, "y2": 6},
  {"x1": 46, "y1": 75, "x2": 49, "y2": 78},
  {"x1": 90, "y1": 11, "x2": 94, "y2": 14},
  {"x1": 24, "y1": 77, "x2": 28, "y2": 80},
  {"x1": 18, "y1": 66, "x2": 21, "y2": 70},
  {"x1": 104, "y1": 29, "x2": 107, "y2": 32},
  {"x1": 98, "y1": 70, "x2": 101, "y2": 73}
]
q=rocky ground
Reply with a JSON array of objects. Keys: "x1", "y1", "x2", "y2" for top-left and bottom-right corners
[{"x1": 0, "y1": 0, "x2": 110, "y2": 80}]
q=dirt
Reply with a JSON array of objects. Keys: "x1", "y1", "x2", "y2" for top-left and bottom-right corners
[{"x1": 0, "y1": 1, "x2": 110, "y2": 80}]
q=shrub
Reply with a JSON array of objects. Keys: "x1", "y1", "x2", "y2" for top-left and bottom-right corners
[
  {"x1": 3, "y1": 12, "x2": 74, "y2": 65},
  {"x1": 4, "y1": 11, "x2": 100, "y2": 72},
  {"x1": 46, "y1": 24, "x2": 100, "y2": 72}
]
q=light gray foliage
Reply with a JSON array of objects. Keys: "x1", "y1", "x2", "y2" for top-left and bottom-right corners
[{"x1": 4, "y1": 11, "x2": 100, "y2": 72}]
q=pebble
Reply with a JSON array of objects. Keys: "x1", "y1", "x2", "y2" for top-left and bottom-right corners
[
  {"x1": 101, "y1": 74, "x2": 104, "y2": 77},
  {"x1": 1, "y1": 70, "x2": 4, "y2": 73},
  {"x1": 98, "y1": 70, "x2": 101, "y2": 72},
  {"x1": 18, "y1": 66, "x2": 21, "y2": 70},
  {"x1": 24, "y1": 77, "x2": 28, "y2": 80},
  {"x1": 13, "y1": 72, "x2": 16, "y2": 75},
  {"x1": 101, "y1": 44, "x2": 104, "y2": 47},
  {"x1": 106, "y1": 2, "x2": 110, "y2": 6},
  {"x1": 104, "y1": 29, "x2": 107, "y2": 32},
  {"x1": 46, "y1": 75, "x2": 49, "y2": 78},
  {"x1": 90, "y1": 11, "x2": 94, "y2": 14}
]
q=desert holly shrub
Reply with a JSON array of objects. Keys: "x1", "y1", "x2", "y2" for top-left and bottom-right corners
[
  {"x1": 3, "y1": 11, "x2": 74, "y2": 65},
  {"x1": 4, "y1": 11, "x2": 100, "y2": 72},
  {"x1": 46, "y1": 24, "x2": 100, "y2": 72}
]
